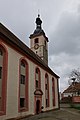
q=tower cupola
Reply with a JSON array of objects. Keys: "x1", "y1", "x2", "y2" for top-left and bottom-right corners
[
  {"x1": 36, "y1": 14, "x2": 42, "y2": 29},
  {"x1": 29, "y1": 15, "x2": 49, "y2": 65}
]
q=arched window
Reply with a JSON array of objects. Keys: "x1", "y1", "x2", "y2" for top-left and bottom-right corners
[
  {"x1": 19, "y1": 59, "x2": 28, "y2": 111},
  {"x1": 52, "y1": 78, "x2": 55, "y2": 106},
  {"x1": 0, "y1": 43, "x2": 8, "y2": 115},
  {"x1": 45, "y1": 73, "x2": 49, "y2": 107},
  {"x1": 35, "y1": 68, "x2": 41, "y2": 89},
  {"x1": 34, "y1": 38, "x2": 39, "y2": 44}
]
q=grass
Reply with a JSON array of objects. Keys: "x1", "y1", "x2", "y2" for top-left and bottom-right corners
[
  {"x1": 70, "y1": 103, "x2": 80, "y2": 110},
  {"x1": 74, "y1": 106, "x2": 80, "y2": 110}
]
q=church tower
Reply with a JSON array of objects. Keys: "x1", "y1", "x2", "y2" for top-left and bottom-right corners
[{"x1": 29, "y1": 15, "x2": 49, "y2": 65}]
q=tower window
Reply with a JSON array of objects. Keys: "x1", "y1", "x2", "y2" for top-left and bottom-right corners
[
  {"x1": 44, "y1": 40, "x2": 47, "y2": 49},
  {"x1": 45, "y1": 41, "x2": 46, "y2": 46},
  {"x1": 34, "y1": 38, "x2": 39, "y2": 44}
]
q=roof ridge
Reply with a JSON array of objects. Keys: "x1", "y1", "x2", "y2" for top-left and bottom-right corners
[{"x1": 0, "y1": 23, "x2": 59, "y2": 78}]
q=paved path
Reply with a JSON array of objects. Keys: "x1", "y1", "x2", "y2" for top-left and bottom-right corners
[{"x1": 21, "y1": 108, "x2": 80, "y2": 120}]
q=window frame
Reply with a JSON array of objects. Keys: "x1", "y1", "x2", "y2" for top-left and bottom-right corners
[
  {"x1": 0, "y1": 67, "x2": 2, "y2": 79},
  {"x1": 19, "y1": 58, "x2": 29, "y2": 112},
  {"x1": 35, "y1": 67, "x2": 41, "y2": 89},
  {"x1": 45, "y1": 73, "x2": 49, "y2": 108},
  {"x1": 52, "y1": 78, "x2": 55, "y2": 106},
  {"x1": 0, "y1": 43, "x2": 8, "y2": 116},
  {"x1": 20, "y1": 75, "x2": 25, "y2": 84}
]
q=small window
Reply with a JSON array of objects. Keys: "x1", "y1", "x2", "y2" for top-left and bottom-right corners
[
  {"x1": 34, "y1": 38, "x2": 39, "y2": 44},
  {"x1": 0, "y1": 67, "x2": 2, "y2": 79},
  {"x1": 45, "y1": 41, "x2": 46, "y2": 46},
  {"x1": 45, "y1": 84, "x2": 48, "y2": 90},
  {"x1": 78, "y1": 91, "x2": 80, "y2": 96},
  {"x1": 46, "y1": 99, "x2": 48, "y2": 107},
  {"x1": 36, "y1": 80, "x2": 38, "y2": 88},
  {"x1": 35, "y1": 68, "x2": 41, "y2": 89},
  {"x1": 21, "y1": 62, "x2": 25, "y2": 67},
  {"x1": 36, "y1": 51, "x2": 38, "y2": 54},
  {"x1": 36, "y1": 68, "x2": 38, "y2": 73},
  {"x1": 20, "y1": 75, "x2": 25, "y2": 84},
  {"x1": 20, "y1": 98, "x2": 25, "y2": 108},
  {"x1": 0, "y1": 49, "x2": 3, "y2": 56}
]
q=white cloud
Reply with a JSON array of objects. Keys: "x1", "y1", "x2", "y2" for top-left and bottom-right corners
[
  {"x1": 49, "y1": 9, "x2": 80, "y2": 55},
  {"x1": 49, "y1": 52, "x2": 80, "y2": 92}
]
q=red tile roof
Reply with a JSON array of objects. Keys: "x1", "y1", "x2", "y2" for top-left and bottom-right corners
[{"x1": 63, "y1": 82, "x2": 80, "y2": 93}]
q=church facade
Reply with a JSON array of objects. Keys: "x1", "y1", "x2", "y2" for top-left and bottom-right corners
[{"x1": 0, "y1": 15, "x2": 59, "y2": 120}]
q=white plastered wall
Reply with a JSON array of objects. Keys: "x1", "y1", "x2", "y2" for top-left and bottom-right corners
[
  {"x1": 0, "y1": 42, "x2": 35, "y2": 120},
  {"x1": 0, "y1": 42, "x2": 59, "y2": 120},
  {"x1": 38, "y1": 67, "x2": 59, "y2": 111}
]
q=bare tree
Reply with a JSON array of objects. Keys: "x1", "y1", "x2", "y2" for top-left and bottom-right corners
[{"x1": 68, "y1": 68, "x2": 80, "y2": 85}]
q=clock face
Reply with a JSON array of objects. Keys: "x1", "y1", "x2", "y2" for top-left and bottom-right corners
[{"x1": 34, "y1": 44, "x2": 39, "y2": 49}]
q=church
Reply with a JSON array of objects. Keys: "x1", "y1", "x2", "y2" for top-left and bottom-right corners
[{"x1": 0, "y1": 15, "x2": 59, "y2": 120}]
